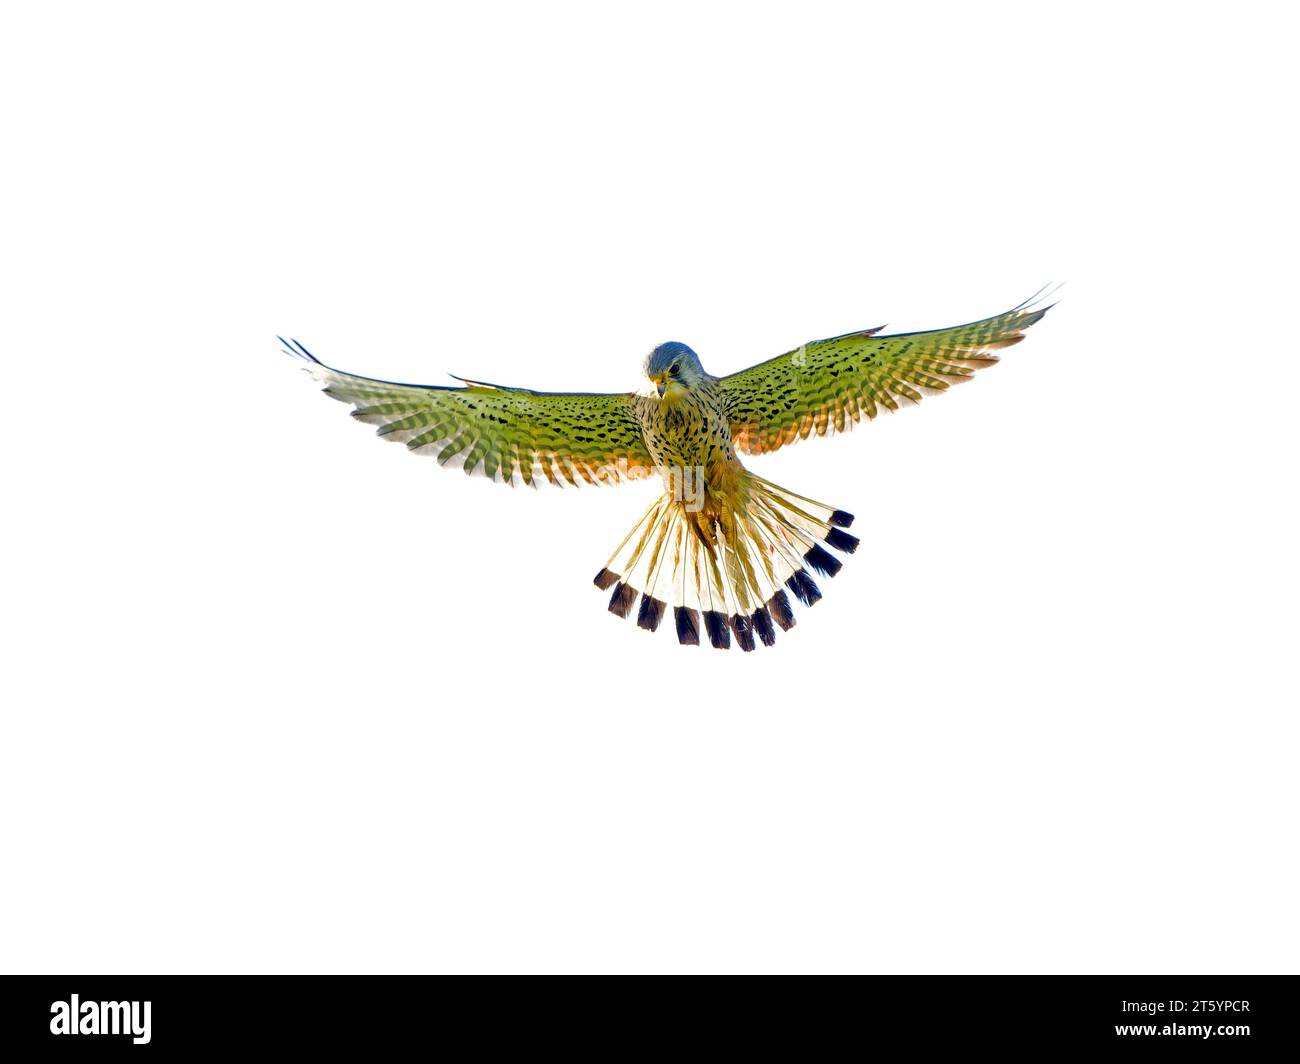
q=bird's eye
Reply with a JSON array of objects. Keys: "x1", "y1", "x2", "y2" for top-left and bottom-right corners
[{"x1": 670, "y1": 363, "x2": 680, "y2": 375}]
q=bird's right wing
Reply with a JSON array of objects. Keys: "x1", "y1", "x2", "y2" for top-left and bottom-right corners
[{"x1": 284, "y1": 339, "x2": 655, "y2": 487}]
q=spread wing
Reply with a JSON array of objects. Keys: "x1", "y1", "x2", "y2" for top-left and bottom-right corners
[
  {"x1": 719, "y1": 294, "x2": 1053, "y2": 455},
  {"x1": 284, "y1": 339, "x2": 654, "y2": 486}
]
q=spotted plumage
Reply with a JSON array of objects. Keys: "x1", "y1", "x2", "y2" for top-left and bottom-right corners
[{"x1": 284, "y1": 290, "x2": 1052, "y2": 650}]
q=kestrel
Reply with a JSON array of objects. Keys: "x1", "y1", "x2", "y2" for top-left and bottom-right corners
[{"x1": 283, "y1": 292, "x2": 1051, "y2": 650}]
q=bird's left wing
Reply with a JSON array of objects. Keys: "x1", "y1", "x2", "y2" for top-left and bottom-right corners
[
  {"x1": 719, "y1": 294, "x2": 1052, "y2": 456},
  {"x1": 285, "y1": 339, "x2": 654, "y2": 486}
]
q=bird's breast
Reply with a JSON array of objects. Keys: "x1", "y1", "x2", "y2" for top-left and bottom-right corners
[{"x1": 638, "y1": 388, "x2": 741, "y2": 494}]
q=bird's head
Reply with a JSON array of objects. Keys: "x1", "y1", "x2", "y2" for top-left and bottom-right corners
[{"x1": 645, "y1": 341, "x2": 707, "y2": 400}]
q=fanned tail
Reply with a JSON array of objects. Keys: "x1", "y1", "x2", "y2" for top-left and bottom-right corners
[{"x1": 593, "y1": 473, "x2": 857, "y2": 651}]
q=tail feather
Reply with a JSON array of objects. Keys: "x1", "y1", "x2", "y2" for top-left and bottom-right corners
[
  {"x1": 787, "y1": 569, "x2": 822, "y2": 607},
  {"x1": 703, "y1": 610, "x2": 730, "y2": 649},
  {"x1": 637, "y1": 594, "x2": 666, "y2": 632},
  {"x1": 751, "y1": 606, "x2": 777, "y2": 646},
  {"x1": 768, "y1": 590, "x2": 796, "y2": 631},
  {"x1": 607, "y1": 582, "x2": 637, "y2": 618},
  {"x1": 731, "y1": 613, "x2": 756, "y2": 652},
  {"x1": 825, "y1": 527, "x2": 859, "y2": 554},
  {"x1": 597, "y1": 472, "x2": 855, "y2": 649},
  {"x1": 674, "y1": 606, "x2": 700, "y2": 645},
  {"x1": 803, "y1": 544, "x2": 842, "y2": 578}
]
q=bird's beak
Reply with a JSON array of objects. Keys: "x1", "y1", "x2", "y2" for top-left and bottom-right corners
[{"x1": 652, "y1": 375, "x2": 667, "y2": 398}]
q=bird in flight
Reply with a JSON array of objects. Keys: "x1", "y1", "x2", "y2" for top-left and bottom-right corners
[{"x1": 283, "y1": 291, "x2": 1051, "y2": 650}]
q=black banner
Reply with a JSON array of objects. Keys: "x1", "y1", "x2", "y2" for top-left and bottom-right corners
[{"x1": 0, "y1": 975, "x2": 1293, "y2": 1053}]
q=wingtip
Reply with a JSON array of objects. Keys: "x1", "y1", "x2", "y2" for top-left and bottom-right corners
[
  {"x1": 279, "y1": 336, "x2": 322, "y2": 364},
  {"x1": 1017, "y1": 282, "x2": 1064, "y2": 313}
]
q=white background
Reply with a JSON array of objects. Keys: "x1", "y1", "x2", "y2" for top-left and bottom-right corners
[{"x1": 3, "y1": 1, "x2": 1296, "y2": 974}]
